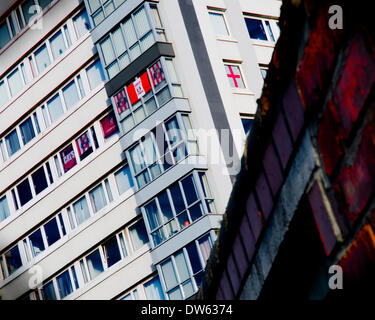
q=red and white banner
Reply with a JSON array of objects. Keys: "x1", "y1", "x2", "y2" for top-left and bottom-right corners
[
  {"x1": 126, "y1": 72, "x2": 151, "y2": 105},
  {"x1": 60, "y1": 144, "x2": 77, "y2": 173},
  {"x1": 101, "y1": 112, "x2": 118, "y2": 138},
  {"x1": 76, "y1": 132, "x2": 92, "y2": 157},
  {"x1": 113, "y1": 88, "x2": 129, "y2": 115},
  {"x1": 149, "y1": 60, "x2": 165, "y2": 87}
]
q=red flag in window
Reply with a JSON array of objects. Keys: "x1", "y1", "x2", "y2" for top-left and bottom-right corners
[
  {"x1": 126, "y1": 71, "x2": 151, "y2": 104},
  {"x1": 149, "y1": 60, "x2": 165, "y2": 87},
  {"x1": 60, "y1": 144, "x2": 77, "y2": 173},
  {"x1": 113, "y1": 88, "x2": 129, "y2": 115},
  {"x1": 76, "y1": 132, "x2": 92, "y2": 157},
  {"x1": 101, "y1": 112, "x2": 118, "y2": 138}
]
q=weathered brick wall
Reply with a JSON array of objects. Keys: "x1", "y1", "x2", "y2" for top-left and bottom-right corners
[{"x1": 198, "y1": 0, "x2": 375, "y2": 299}]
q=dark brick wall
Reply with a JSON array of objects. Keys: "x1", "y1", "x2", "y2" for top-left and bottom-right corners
[{"x1": 198, "y1": 0, "x2": 375, "y2": 300}]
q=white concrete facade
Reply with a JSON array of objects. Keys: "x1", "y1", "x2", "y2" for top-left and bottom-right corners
[{"x1": 0, "y1": 0, "x2": 280, "y2": 300}]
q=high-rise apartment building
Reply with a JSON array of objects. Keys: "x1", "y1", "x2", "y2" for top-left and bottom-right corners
[{"x1": 0, "y1": 0, "x2": 280, "y2": 300}]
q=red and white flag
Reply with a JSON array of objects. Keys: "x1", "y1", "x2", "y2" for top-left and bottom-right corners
[
  {"x1": 76, "y1": 132, "x2": 92, "y2": 156},
  {"x1": 126, "y1": 72, "x2": 151, "y2": 105},
  {"x1": 101, "y1": 112, "x2": 118, "y2": 138},
  {"x1": 113, "y1": 88, "x2": 129, "y2": 115},
  {"x1": 60, "y1": 144, "x2": 77, "y2": 173},
  {"x1": 149, "y1": 60, "x2": 165, "y2": 87}
]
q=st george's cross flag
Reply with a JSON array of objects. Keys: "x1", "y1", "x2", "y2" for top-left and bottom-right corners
[
  {"x1": 149, "y1": 60, "x2": 165, "y2": 87},
  {"x1": 126, "y1": 72, "x2": 151, "y2": 104},
  {"x1": 76, "y1": 132, "x2": 92, "y2": 157},
  {"x1": 113, "y1": 88, "x2": 129, "y2": 115}
]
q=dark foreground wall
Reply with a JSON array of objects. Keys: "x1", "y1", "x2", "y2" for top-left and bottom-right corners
[{"x1": 198, "y1": 0, "x2": 375, "y2": 300}]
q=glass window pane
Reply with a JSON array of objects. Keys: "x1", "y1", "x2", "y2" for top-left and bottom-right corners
[
  {"x1": 0, "y1": 81, "x2": 9, "y2": 107},
  {"x1": 17, "y1": 178, "x2": 33, "y2": 206},
  {"x1": 5, "y1": 246, "x2": 22, "y2": 275},
  {"x1": 103, "y1": 236, "x2": 121, "y2": 268},
  {"x1": 75, "y1": 131, "x2": 93, "y2": 161},
  {"x1": 86, "y1": 249, "x2": 104, "y2": 280},
  {"x1": 189, "y1": 202, "x2": 203, "y2": 221},
  {"x1": 118, "y1": 52, "x2": 130, "y2": 69},
  {"x1": 22, "y1": 0, "x2": 37, "y2": 25},
  {"x1": 182, "y1": 280, "x2": 194, "y2": 298},
  {"x1": 42, "y1": 281, "x2": 57, "y2": 300},
  {"x1": 112, "y1": 27, "x2": 126, "y2": 56},
  {"x1": 158, "y1": 191, "x2": 173, "y2": 223},
  {"x1": 241, "y1": 117, "x2": 253, "y2": 135},
  {"x1": 74, "y1": 9, "x2": 91, "y2": 38},
  {"x1": 134, "y1": 7, "x2": 150, "y2": 37},
  {"x1": 86, "y1": 60, "x2": 105, "y2": 89},
  {"x1": 47, "y1": 94, "x2": 64, "y2": 123},
  {"x1": 44, "y1": 218, "x2": 61, "y2": 246},
  {"x1": 34, "y1": 44, "x2": 51, "y2": 74},
  {"x1": 100, "y1": 36, "x2": 116, "y2": 65},
  {"x1": 7, "y1": 68, "x2": 24, "y2": 97},
  {"x1": 92, "y1": 9, "x2": 105, "y2": 26},
  {"x1": 209, "y1": 12, "x2": 229, "y2": 36},
  {"x1": 161, "y1": 259, "x2": 177, "y2": 290},
  {"x1": 19, "y1": 118, "x2": 36, "y2": 145},
  {"x1": 144, "y1": 276, "x2": 165, "y2": 300},
  {"x1": 38, "y1": 0, "x2": 52, "y2": 9},
  {"x1": 143, "y1": 134, "x2": 158, "y2": 165},
  {"x1": 49, "y1": 31, "x2": 66, "y2": 59},
  {"x1": 165, "y1": 117, "x2": 182, "y2": 147},
  {"x1": 186, "y1": 242, "x2": 202, "y2": 274},
  {"x1": 60, "y1": 144, "x2": 77, "y2": 173},
  {"x1": 115, "y1": 165, "x2": 134, "y2": 195},
  {"x1": 29, "y1": 229, "x2": 45, "y2": 257},
  {"x1": 156, "y1": 86, "x2": 171, "y2": 106},
  {"x1": 31, "y1": 167, "x2": 48, "y2": 195},
  {"x1": 88, "y1": 0, "x2": 100, "y2": 13},
  {"x1": 181, "y1": 175, "x2": 198, "y2": 206},
  {"x1": 140, "y1": 31, "x2": 154, "y2": 51},
  {"x1": 144, "y1": 200, "x2": 161, "y2": 231},
  {"x1": 145, "y1": 97, "x2": 157, "y2": 115},
  {"x1": 56, "y1": 270, "x2": 73, "y2": 299},
  {"x1": 129, "y1": 219, "x2": 148, "y2": 251},
  {"x1": 62, "y1": 80, "x2": 80, "y2": 110},
  {"x1": 170, "y1": 182, "x2": 185, "y2": 214},
  {"x1": 129, "y1": 43, "x2": 141, "y2": 60},
  {"x1": 121, "y1": 293, "x2": 132, "y2": 300},
  {"x1": 104, "y1": 0, "x2": 115, "y2": 16},
  {"x1": 122, "y1": 18, "x2": 137, "y2": 46},
  {"x1": 199, "y1": 234, "x2": 212, "y2": 263},
  {"x1": 245, "y1": 17, "x2": 268, "y2": 41},
  {"x1": 129, "y1": 144, "x2": 146, "y2": 174},
  {"x1": 89, "y1": 184, "x2": 107, "y2": 213},
  {"x1": 168, "y1": 286, "x2": 183, "y2": 300},
  {"x1": 73, "y1": 196, "x2": 91, "y2": 225},
  {"x1": 0, "y1": 196, "x2": 10, "y2": 222},
  {"x1": 175, "y1": 251, "x2": 189, "y2": 282},
  {"x1": 5, "y1": 129, "x2": 21, "y2": 157},
  {"x1": 107, "y1": 61, "x2": 120, "y2": 78},
  {"x1": 0, "y1": 21, "x2": 11, "y2": 49}
]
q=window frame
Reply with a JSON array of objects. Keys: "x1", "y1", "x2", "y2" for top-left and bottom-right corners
[{"x1": 207, "y1": 8, "x2": 230, "y2": 38}]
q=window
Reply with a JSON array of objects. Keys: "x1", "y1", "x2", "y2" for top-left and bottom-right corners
[
  {"x1": 17, "y1": 178, "x2": 33, "y2": 206},
  {"x1": 73, "y1": 196, "x2": 91, "y2": 226},
  {"x1": 244, "y1": 17, "x2": 279, "y2": 42},
  {"x1": 44, "y1": 218, "x2": 61, "y2": 246},
  {"x1": 34, "y1": 44, "x2": 51, "y2": 74},
  {"x1": 86, "y1": 60, "x2": 105, "y2": 90},
  {"x1": 20, "y1": 118, "x2": 36, "y2": 146},
  {"x1": 49, "y1": 31, "x2": 66, "y2": 59},
  {"x1": 240, "y1": 115, "x2": 254, "y2": 135},
  {"x1": 0, "y1": 81, "x2": 9, "y2": 107},
  {"x1": 129, "y1": 219, "x2": 148, "y2": 251},
  {"x1": 115, "y1": 164, "x2": 134, "y2": 195},
  {"x1": 29, "y1": 229, "x2": 45, "y2": 257},
  {"x1": 144, "y1": 276, "x2": 165, "y2": 300},
  {"x1": 75, "y1": 131, "x2": 93, "y2": 161},
  {"x1": 208, "y1": 11, "x2": 229, "y2": 36},
  {"x1": 159, "y1": 235, "x2": 213, "y2": 300},
  {"x1": 100, "y1": 112, "x2": 118, "y2": 138},
  {"x1": 260, "y1": 67, "x2": 268, "y2": 80},
  {"x1": 0, "y1": 196, "x2": 10, "y2": 222},
  {"x1": 98, "y1": 4, "x2": 161, "y2": 79},
  {"x1": 143, "y1": 172, "x2": 214, "y2": 247},
  {"x1": 89, "y1": 184, "x2": 107, "y2": 213},
  {"x1": 0, "y1": 20, "x2": 12, "y2": 49},
  {"x1": 31, "y1": 167, "x2": 48, "y2": 195},
  {"x1": 62, "y1": 80, "x2": 80, "y2": 110},
  {"x1": 47, "y1": 94, "x2": 64, "y2": 123},
  {"x1": 224, "y1": 64, "x2": 245, "y2": 88},
  {"x1": 5, "y1": 129, "x2": 21, "y2": 157},
  {"x1": 73, "y1": 9, "x2": 91, "y2": 38},
  {"x1": 7, "y1": 68, "x2": 24, "y2": 97},
  {"x1": 103, "y1": 236, "x2": 121, "y2": 268},
  {"x1": 56, "y1": 270, "x2": 73, "y2": 299},
  {"x1": 42, "y1": 281, "x2": 57, "y2": 300},
  {"x1": 60, "y1": 144, "x2": 77, "y2": 173},
  {"x1": 1, "y1": 246, "x2": 22, "y2": 277},
  {"x1": 86, "y1": 249, "x2": 104, "y2": 280},
  {"x1": 21, "y1": 0, "x2": 39, "y2": 25}
]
